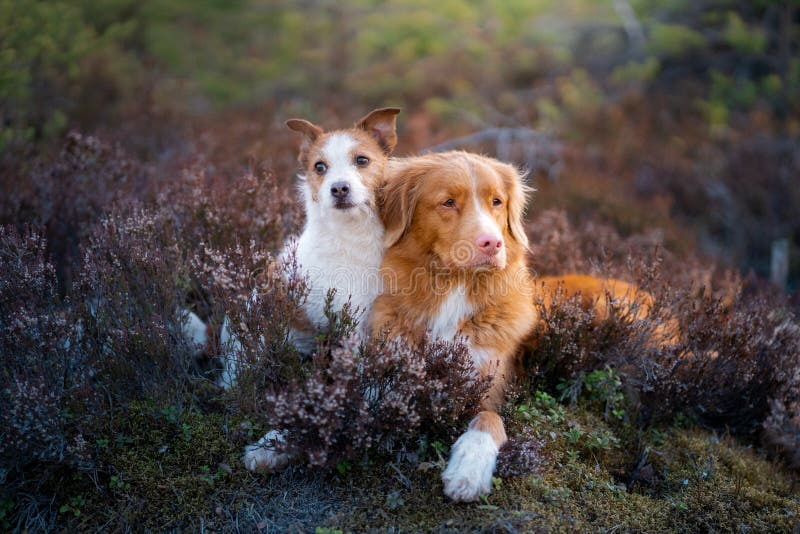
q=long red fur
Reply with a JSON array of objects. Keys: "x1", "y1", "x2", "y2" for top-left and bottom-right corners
[{"x1": 372, "y1": 151, "x2": 672, "y2": 454}]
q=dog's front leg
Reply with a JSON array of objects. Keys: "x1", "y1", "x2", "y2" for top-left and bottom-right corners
[
  {"x1": 442, "y1": 340, "x2": 513, "y2": 502},
  {"x1": 243, "y1": 429, "x2": 292, "y2": 473},
  {"x1": 442, "y1": 410, "x2": 507, "y2": 502}
]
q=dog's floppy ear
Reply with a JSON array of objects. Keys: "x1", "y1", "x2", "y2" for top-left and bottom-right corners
[
  {"x1": 380, "y1": 162, "x2": 421, "y2": 247},
  {"x1": 492, "y1": 160, "x2": 532, "y2": 249},
  {"x1": 286, "y1": 118, "x2": 324, "y2": 161},
  {"x1": 355, "y1": 107, "x2": 400, "y2": 155}
]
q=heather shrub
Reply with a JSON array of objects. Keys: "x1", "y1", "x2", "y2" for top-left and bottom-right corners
[
  {"x1": 0, "y1": 227, "x2": 88, "y2": 476},
  {"x1": 0, "y1": 132, "x2": 152, "y2": 291},
  {"x1": 0, "y1": 130, "x2": 302, "y2": 297},
  {"x1": 527, "y1": 209, "x2": 706, "y2": 292},
  {"x1": 525, "y1": 210, "x2": 800, "y2": 437},
  {"x1": 763, "y1": 398, "x2": 800, "y2": 471},
  {"x1": 647, "y1": 290, "x2": 800, "y2": 432},
  {"x1": 496, "y1": 427, "x2": 545, "y2": 479},
  {"x1": 1, "y1": 206, "x2": 208, "y2": 528},
  {"x1": 263, "y1": 335, "x2": 492, "y2": 468},
  {"x1": 163, "y1": 164, "x2": 301, "y2": 254},
  {"x1": 75, "y1": 208, "x2": 197, "y2": 401},
  {"x1": 191, "y1": 240, "x2": 309, "y2": 398},
  {"x1": 525, "y1": 284, "x2": 661, "y2": 397},
  {"x1": 0, "y1": 134, "x2": 310, "y2": 528}
]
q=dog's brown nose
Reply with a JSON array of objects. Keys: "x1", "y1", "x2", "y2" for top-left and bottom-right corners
[{"x1": 330, "y1": 181, "x2": 350, "y2": 199}]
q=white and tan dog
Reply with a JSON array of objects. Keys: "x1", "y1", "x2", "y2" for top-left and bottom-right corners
[
  {"x1": 280, "y1": 107, "x2": 400, "y2": 351},
  {"x1": 242, "y1": 107, "x2": 400, "y2": 472}
]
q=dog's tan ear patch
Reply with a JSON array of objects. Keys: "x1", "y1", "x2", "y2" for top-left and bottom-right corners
[
  {"x1": 492, "y1": 160, "x2": 532, "y2": 249},
  {"x1": 355, "y1": 107, "x2": 400, "y2": 155},
  {"x1": 286, "y1": 119, "x2": 324, "y2": 159}
]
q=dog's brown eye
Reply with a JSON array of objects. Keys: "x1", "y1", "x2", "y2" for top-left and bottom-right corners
[
  {"x1": 314, "y1": 162, "x2": 327, "y2": 174},
  {"x1": 355, "y1": 155, "x2": 369, "y2": 167},
  {"x1": 442, "y1": 198, "x2": 455, "y2": 208},
  {"x1": 492, "y1": 198, "x2": 502, "y2": 206}
]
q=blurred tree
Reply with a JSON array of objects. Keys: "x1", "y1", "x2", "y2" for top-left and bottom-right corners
[
  {"x1": 2, "y1": 0, "x2": 796, "y2": 148},
  {"x1": 0, "y1": 0, "x2": 148, "y2": 150}
]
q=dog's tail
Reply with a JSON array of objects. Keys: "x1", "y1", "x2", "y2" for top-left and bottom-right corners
[{"x1": 532, "y1": 273, "x2": 681, "y2": 349}]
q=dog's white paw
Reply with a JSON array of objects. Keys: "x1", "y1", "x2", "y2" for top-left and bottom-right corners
[
  {"x1": 441, "y1": 429, "x2": 499, "y2": 502},
  {"x1": 243, "y1": 430, "x2": 290, "y2": 473}
]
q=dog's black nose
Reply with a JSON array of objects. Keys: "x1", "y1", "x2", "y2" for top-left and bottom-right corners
[{"x1": 330, "y1": 181, "x2": 350, "y2": 199}]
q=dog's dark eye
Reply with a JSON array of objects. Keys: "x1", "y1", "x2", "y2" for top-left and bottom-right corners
[
  {"x1": 442, "y1": 198, "x2": 455, "y2": 208},
  {"x1": 355, "y1": 155, "x2": 370, "y2": 167},
  {"x1": 314, "y1": 161, "x2": 327, "y2": 175},
  {"x1": 492, "y1": 198, "x2": 502, "y2": 206}
]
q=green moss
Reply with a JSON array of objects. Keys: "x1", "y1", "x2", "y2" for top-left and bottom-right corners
[
  {"x1": 313, "y1": 403, "x2": 799, "y2": 532},
  {"x1": 36, "y1": 394, "x2": 799, "y2": 532},
  {"x1": 61, "y1": 400, "x2": 255, "y2": 530}
]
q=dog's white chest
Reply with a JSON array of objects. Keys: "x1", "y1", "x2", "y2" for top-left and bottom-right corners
[
  {"x1": 292, "y1": 216, "x2": 384, "y2": 332},
  {"x1": 427, "y1": 284, "x2": 493, "y2": 371},
  {"x1": 428, "y1": 284, "x2": 473, "y2": 340}
]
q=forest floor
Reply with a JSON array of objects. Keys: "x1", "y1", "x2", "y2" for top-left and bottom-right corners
[{"x1": 46, "y1": 394, "x2": 799, "y2": 532}]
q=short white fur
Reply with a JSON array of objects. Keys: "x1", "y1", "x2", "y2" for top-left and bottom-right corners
[
  {"x1": 244, "y1": 130, "x2": 387, "y2": 474},
  {"x1": 242, "y1": 429, "x2": 291, "y2": 473},
  {"x1": 427, "y1": 284, "x2": 472, "y2": 340},
  {"x1": 180, "y1": 310, "x2": 207, "y2": 354},
  {"x1": 469, "y1": 346, "x2": 492, "y2": 370},
  {"x1": 471, "y1": 169, "x2": 502, "y2": 240},
  {"x1": 441, "y1": 428, "x2": 499, "y2": 502},
  {"x1": 291, "y1": 132, "x2": 385, "y2": 350},
  {"x1": 427, "y1": 284, "x2": 492, "y2": 372},
  {"x1": 217, "y1": 316, "x2": 241, "y2": 389}
]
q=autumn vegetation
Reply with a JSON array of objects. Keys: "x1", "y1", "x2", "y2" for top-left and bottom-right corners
[{"x1": 1, "y1": 0, "x2": 799, "y2": 531}]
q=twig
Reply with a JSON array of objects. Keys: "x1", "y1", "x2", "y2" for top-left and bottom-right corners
[{"x1": 388, "y1": 462, "x2": 413, "y2": 489}]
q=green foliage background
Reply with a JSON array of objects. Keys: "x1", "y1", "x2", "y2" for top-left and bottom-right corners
[{"x1": 2, "y1": 0, "x2": 798, "y2": 150}]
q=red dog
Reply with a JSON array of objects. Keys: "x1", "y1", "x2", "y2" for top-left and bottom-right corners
[
  {"x1": 372, "y1": 151, "x2": 667, "y2": 501},
  {"x1": 372, "y1": 151, "x2": 537, "y2": 501}
]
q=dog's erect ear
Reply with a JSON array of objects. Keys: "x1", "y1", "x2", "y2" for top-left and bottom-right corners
[
  {"x1": 492, "y1": 160, "x2": 532, "y2": 250},
  {"x1": 380, "y1": 162, "x2": 421, "y2": 247},
  {"x1": 355, "y1": 107, "x2": 400, "y2": 155},
  {"x1": 286, "y1": 119, "x2": 324, "y2": 160}
]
